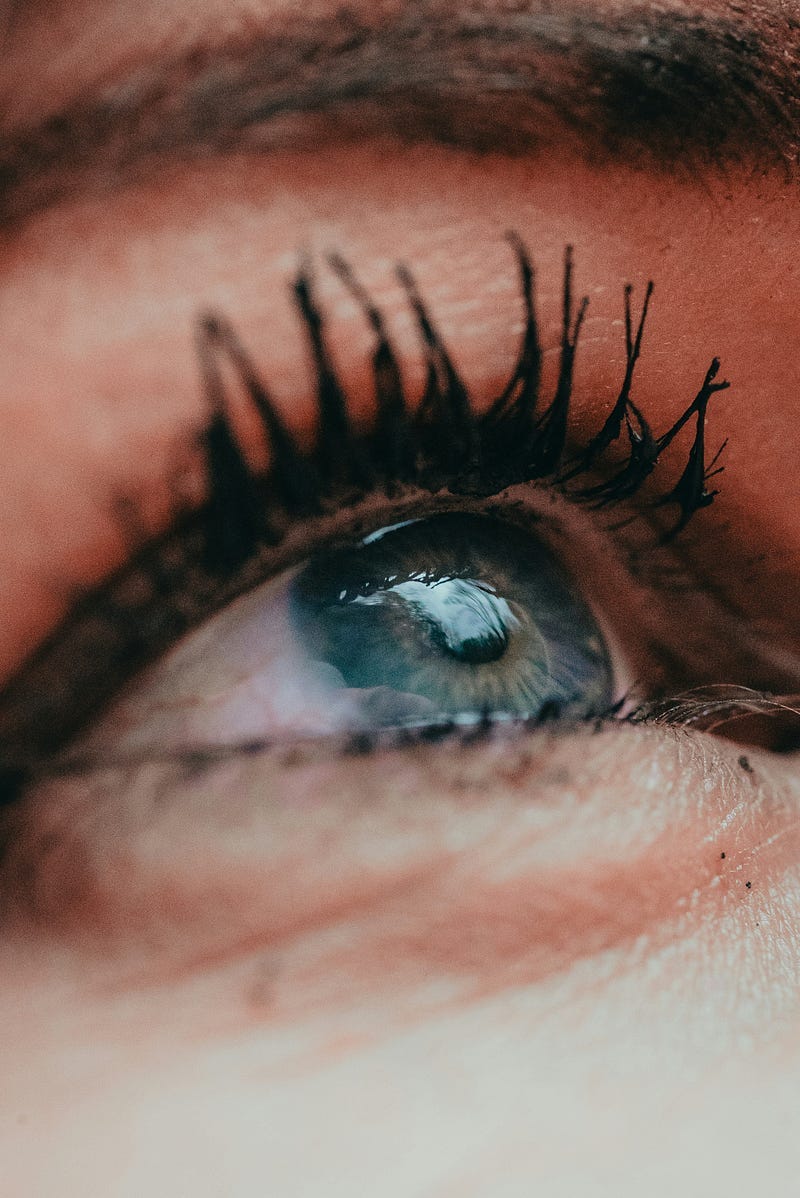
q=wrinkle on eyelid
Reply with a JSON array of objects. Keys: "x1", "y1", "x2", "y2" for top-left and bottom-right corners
[{"x1": 3, "y1": 725, "x2": 800, "y2": 1020}]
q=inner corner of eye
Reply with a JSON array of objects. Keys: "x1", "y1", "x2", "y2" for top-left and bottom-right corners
[{"x1": 87, "y1": 509, "x2": 619, "y2": 756}]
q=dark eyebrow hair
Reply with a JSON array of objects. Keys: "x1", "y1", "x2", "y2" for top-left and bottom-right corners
[{"x1": 1, "y1": 1, "x2": 798, "y2": 229}]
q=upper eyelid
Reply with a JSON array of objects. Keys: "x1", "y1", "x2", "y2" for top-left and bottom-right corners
[{"x1": 0, "y1": 238, "x2": 726, "y2": 789}]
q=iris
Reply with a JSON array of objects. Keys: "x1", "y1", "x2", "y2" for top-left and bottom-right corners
[{"x1": 290, "y1": 513, "x2": 613, "y2": 725}]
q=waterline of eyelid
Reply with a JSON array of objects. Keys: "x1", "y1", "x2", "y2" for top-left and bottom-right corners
[{"x1": 13, "y1": 705, "x2": 636, "y2": 786}]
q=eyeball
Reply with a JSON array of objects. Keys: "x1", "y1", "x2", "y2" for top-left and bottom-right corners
[{"x1": 82, "y1": 511, "x2": 616, "y2": 755}]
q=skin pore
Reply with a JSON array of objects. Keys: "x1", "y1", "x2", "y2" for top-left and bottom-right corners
[{"x1": 1, "y1": 0, "x2": 800, "y2": 1193}]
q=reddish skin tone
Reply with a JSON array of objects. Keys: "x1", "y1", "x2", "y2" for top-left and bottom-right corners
[{"x1": 1, "y1": 2, "x2": 800, "y2": 1194}]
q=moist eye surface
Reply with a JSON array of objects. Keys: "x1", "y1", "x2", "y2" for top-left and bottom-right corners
[{"x1": 290, "y1": 512, "x2": 614, "y2": 724}]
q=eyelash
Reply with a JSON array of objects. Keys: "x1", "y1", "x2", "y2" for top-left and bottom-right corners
[
  {"x1": 0, "y1": 235, "x2": 727, "y2": 798},
  {"x1": 199, "y1": 238, "x2": 726, "y2": 572}
]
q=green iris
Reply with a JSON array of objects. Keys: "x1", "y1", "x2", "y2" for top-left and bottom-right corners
[{"x1": 290, "y1": 512, "x2": 613, "y2": 725}]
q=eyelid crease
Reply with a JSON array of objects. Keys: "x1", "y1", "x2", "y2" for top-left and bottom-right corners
[{"x1": 0, "y1": 236, "x2": 726, "y2": 793}]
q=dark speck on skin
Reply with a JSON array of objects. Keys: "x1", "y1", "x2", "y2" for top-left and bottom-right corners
[
  {"x1": 738, "y1": 755, "x2": 754, "y2": 773},
  {"x1": 497, "y1": 751, "x2": 533, "y2": 787},
  {"x1": 344, "y1": 733, "x2": 375, "y2": 756},
  {"x1": 180, "y1": 752, "x2": 218, "y2": 783},
  {"x1": 280, "y1": 748, "x2": 304, "y2": 769},
  {"x1": 746, "y1": 881, "x2": 752, "y2": 889},
  {"x1": 721, "y1": 852, "x2": 726, "y2": 859}
]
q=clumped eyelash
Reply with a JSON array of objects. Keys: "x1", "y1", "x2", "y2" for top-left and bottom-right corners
[
  {"x1": 200, "y1": 236, "x2": 727, "y2": 578},
  {"x1": 0, "y1": 235, "x2": 727, "y2": 799}
]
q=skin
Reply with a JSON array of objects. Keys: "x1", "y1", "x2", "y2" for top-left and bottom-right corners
[{"x1": 1, "y1": 1, "x2": 800, "y2": 1193}]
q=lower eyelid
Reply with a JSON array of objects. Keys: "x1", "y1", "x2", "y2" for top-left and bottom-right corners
[{"x1": 3, "y1": 725, "x2": 797, "y2": 1004}]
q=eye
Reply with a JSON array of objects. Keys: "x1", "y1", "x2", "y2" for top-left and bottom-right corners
[
  {"x1": 290, "y1": 512, "x2": 612, "y2": 722},
  {"x1": 80, "y1": 508, "x2": 620, "y2": 755},
  {"x1": 0, "y1": 238, "x2": 792, "y2": 789}
]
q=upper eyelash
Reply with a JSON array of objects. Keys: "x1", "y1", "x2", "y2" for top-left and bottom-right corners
[
  {"x1": 0, "y1": 235, "x2": 727, "y2": 799},
  {"x1": 200, "y1": 237, "x2": 727, "y2": 578}
]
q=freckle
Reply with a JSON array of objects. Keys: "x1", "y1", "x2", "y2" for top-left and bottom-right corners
[
  {"x1": 738, "y1": 755, "x2": 754, "y2": 774},
  {"x1": 720, "y1": 852, "x2": 726, "y2": 859},
  {"x1": 745, "y1": 881, "x2": 752, "y2": 889}
]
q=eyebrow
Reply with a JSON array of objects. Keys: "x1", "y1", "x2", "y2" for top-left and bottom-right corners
[{"x1": 0, "y1": 1, "x2": 798, "y2": 229}]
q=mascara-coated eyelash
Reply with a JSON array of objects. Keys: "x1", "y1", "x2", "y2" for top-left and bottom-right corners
[
  {"x1": 0, "y1": 236, "x2": 727, "y2": 796},
  {"x1": 199, "y1": 237, "x2": 727, "y2": 579}
]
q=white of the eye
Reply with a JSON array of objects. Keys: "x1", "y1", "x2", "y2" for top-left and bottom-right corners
[{"x1": 81, "y1": 564, "x2": 440, "y2": 755}]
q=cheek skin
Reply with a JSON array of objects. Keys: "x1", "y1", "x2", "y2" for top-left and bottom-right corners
[
  {"x1": 2, "y1": 724, "x2": 799, "y2": 1037},
  {"x1": 1, "y1": 729, "x2": 799, "y2": 1194},
  {"x1": 1, "y1": 726, "x2": 800, "y2": 1198}
]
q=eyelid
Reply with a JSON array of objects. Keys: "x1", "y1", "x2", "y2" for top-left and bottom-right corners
[
  {"x1": 6, "y1": 720, "x2": 798, "y2": 984},
  {"x1": 0, "y1": 238, "x2": 770, "y2": 785},
  {"x1": 1, "y1": 467, "x2": 784, "y2": 786}
]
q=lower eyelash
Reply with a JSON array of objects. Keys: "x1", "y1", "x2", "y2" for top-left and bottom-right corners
[
  {"x1": 6, "y1": 701, "x2": 631, "y2": 793},
  {"x1": 0, "y1": 235, "x2": 727, "y2": 796}
]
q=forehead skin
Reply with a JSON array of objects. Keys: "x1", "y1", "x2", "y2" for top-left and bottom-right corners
[{"x1": 1, "y1": 3, "x2": 800, "y2": 1196}]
